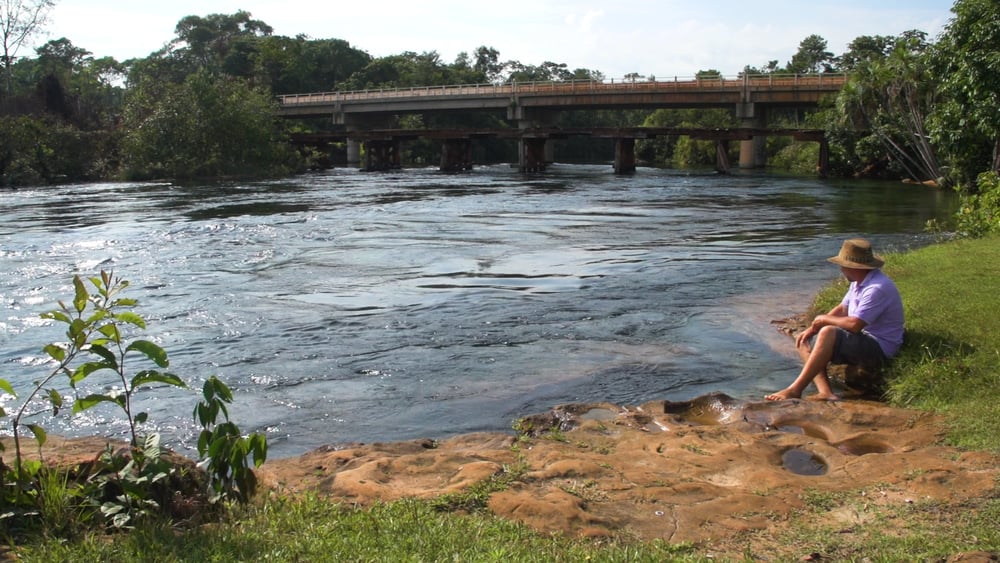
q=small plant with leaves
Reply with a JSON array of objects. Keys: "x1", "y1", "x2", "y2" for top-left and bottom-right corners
[
  {"x1": 1, "y1": 270, "x2": 268, "y2": 534},
  {"x1": 2, "y1": 272, "x2": 186, "y2": 523},
  {"x1": 194, "y1": 376, "x2": 268, "y2": 503}
]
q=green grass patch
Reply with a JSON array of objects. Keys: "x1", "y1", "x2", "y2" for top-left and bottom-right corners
[
  {"x1": 882, "y1": 236, "x2": 1000, "y2": 451},
  {"x1": 10, "y1": 495, "x2": 700, "y2": 562},
  {"x1": 805, "y1": 235, "x2": 1000, "y2": 451}
]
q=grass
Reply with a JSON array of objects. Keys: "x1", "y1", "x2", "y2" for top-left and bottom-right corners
[
  {"x1": 7, "y1": 235, "x2": 1000, "y2": 561},
  {"x1": 811, "y1": 235, "x2": 1000, "y2": 451},
  {"x1": 11, "y1": 495, "x2": 701, "y2": 562}
]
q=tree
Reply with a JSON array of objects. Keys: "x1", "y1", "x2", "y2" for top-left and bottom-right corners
[
  {"x1": 787, "y1": 34, "x2": 835, "y2": 73},
  {"x1": 120, "y1": 69, "x2": 297, "y2": 179},
  {"x1": 929, "y1": 0, "x2": 1000, "y2": 183},
  {"x1": 837, "y1": 35, "x2": 894, "y2": 71},
  {"x1": 834, "y1": 31, "x2": 942, "y2": 182},
  {"x1": 1, "y1": 0, "x2": 55, "y2": 98},
  {"x1": 169, "y1": 10, "x2": 273, "y2": 73},
  {"x1": 473, "y1": 46, "x2": 503, "y2": 83}
]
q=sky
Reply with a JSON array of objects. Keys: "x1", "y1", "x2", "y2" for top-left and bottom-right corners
[{"x1": 31, "y1": 0, "x2": 957, "y2": 80}]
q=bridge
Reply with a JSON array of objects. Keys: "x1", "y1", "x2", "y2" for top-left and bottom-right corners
[{"x1": 277, "y1": 73, "x2": 848, "y2": 174}]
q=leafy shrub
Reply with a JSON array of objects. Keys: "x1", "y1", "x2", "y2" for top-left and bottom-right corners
[
  {"x1": 1, "y1": 271, "x2": 267, "y2": 535},
  {"x1": 954, "y1": 171, "x2": 1000, "y2": 238}
]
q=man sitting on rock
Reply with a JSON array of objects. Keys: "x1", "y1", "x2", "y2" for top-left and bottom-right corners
[{"x1": 766, "y1": 238, "x2": 904, "y2": 401}]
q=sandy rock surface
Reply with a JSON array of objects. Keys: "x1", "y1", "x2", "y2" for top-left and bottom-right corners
[{"x1": 259, "y1": 393, "x2": 1000, "y2": 555}]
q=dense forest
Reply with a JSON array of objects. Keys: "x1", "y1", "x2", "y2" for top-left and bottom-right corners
[{"x1": 2, "y1": 0, "x2": 1000, "y2": 232}]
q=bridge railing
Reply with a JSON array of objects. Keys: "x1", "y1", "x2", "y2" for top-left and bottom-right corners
[{"x1": 276, "y1": 73, "x2": 848, "y2": 107}]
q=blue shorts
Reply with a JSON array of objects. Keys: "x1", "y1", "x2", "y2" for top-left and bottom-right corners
[{"x1": 814, "y1": 328, "x2": 888, "y2": 368}]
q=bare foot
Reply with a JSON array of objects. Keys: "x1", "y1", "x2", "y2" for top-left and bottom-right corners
[
  {"x1": 806, "y1": 393, "x2": 841, "y2": 402},
  {"x1": 765, "y1": 388, "x2": 801, "y2": 401}
]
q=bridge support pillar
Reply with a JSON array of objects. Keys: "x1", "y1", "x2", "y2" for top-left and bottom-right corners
[
  {"x1": 440, "y1": 138, "x2": 473, "y2": 172},
  {"x1": 362, "y1": 139, "x2": 401, "y2": 171},
  {"x1": 347, "y1": 139, "x2": 361, "y2": 167},
  {"x1": 614, "y1": 138, "x2": 636, "y2": 174},
  {"x1": 737, "y1": 103, "x2": 767, "y2": 168},
  {"x1": 716, "y1": 140, "x2": 731, "y2": 174},
  {"x1": 818, "y1": 137, "x2": 830, "y2": 178},
  {"x1": 520, "y1": 138, "x2": 547, "y2": 172}
]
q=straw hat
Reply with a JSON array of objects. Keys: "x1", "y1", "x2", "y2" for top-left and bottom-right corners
[{"x1": 827, "y1": 238, "x2": 884, "y2": 269}]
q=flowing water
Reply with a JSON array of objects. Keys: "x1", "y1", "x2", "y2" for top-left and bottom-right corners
[{"x1": 0, "y1": 165, "x2": 957, "y2": 458}]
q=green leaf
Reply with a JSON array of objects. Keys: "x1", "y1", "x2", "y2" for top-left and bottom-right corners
[
  {"x1": 69, "y1": 318, "x2": 87, "y2": 342},
  {"x1": 135, "y1": 412, "x2": 148, "y2": 424},
  {"x1": 127, "y1": 340, "x2": 169, "y2": 367},
  {"x1": 26, "y1": 424, "x2": 47, "y2": 447},
  {"x1": 43, "y1": 343, "x2": 66, "y2": 362},
  {"x1": 86, "y1": 309, "x2": 109, "y2": 324},
  {"x1": 204, "y1": 376, "x2": 233, "y2": 402},
  {"x1": 250, "y1": 434, "x2": 268, "y2": 466},
  {"x1": 73, "y1": 276, "x2": 88, "y2": 313},
  {"x1": 88, "y1": 344, "x2": 118, "y2": 366},
  {"x1": 71, "y1": 361, "x2": 114, "y2": 384},
  {"x1": 46, "y1": 388, "x2": 63, "y2": 415},
  {"x1": 131, "y1": 370, "x2": 186, "y2": 389},
  {"x1": 114, "y1": 311, "x2": 146, "y2": 329},
  {"x1": 42, "y1": 310, "x2": 71, "y2": 324},
  {"x1": 73, "y1": 393, "x2": 124, "y2": 413},
  {"x1": 0, "y1": 378, "x2": 16, "y2": 396},
  {"x1": 98, "y1": 323, "x2": 121, "y2": 343}
]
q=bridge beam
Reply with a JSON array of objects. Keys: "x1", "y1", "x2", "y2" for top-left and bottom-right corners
[
  {"x1": 440, "y1": 138, "x2": 473, "y2": 172},
  {"x1": 614, "y1": 138, "x2": 636, "y2": 174}
]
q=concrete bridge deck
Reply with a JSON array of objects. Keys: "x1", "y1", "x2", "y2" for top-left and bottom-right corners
[{"x1": 276, "y1": 73, "x2": 848, "y2": 117}]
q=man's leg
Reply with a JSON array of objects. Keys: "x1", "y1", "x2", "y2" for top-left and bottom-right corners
[{"x1": 766, "y1": 325, "x2": 839, "y2": 401}]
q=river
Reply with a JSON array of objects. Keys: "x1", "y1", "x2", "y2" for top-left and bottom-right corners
[{"x1": 0, "y1": 165, "x2": 957, "y2": 458}]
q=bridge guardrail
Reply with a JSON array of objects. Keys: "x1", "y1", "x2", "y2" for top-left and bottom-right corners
[{"x1": 276, "y1": 73, "x2": 848, "y2": 106}]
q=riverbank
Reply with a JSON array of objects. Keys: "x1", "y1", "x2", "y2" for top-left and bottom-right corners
[{"x1": 9, "y1": 235, "x2": 1000, "y2": 561}]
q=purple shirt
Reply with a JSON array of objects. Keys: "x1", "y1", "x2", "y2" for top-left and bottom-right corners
[{"x1": 840, "y1": 269, "x2": 905, "y2": 357}]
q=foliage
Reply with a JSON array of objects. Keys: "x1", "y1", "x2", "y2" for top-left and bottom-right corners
[
  {"x1": 929, "y1": 0, "x2": 1000, "y2": 185},
  {"x1": 120, "y1": 69, "x2": 300, "y2": 179},
  {"x1": 89, "y1": 434, "x2": 178, "y2": 528},
  {"x1": 953, "y1": 172, "x2": 1000, "y2": 238},
  {"x1": 194, "y1": 376, "x2": 267, "y2": 503},
  {"x1": 0, "y1": 271, "x2": 266, "y2": 535},
  {"x1": 0, "y1": 0, "x2": 55, "y2": 96},
  {"x1": 168, "y1": 10, "x2": 273, "y2": 73},
  {"x1": 833, "y1": 31, "x2": 943, "y2": 183},
  {"x1": 0, "y1": 114, "x2": 116, "y2": 185},
  {"x1": 636, "y1": 107, "x2": 737, "y2": 168},
  {"x1": 786, "y1": 34, "x2": 835, "y2": 73}
]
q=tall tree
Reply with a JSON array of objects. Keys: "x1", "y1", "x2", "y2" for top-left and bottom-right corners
[
  {"x1": 472, "y1": 46, "x2": 503, "y2": 83},
  {"x1": 169, "y1": 11, "x2": 273, "y2": 72},
  {"x1": 835, "y1": 31, "x2": 942, "y2": 182},
  {"x1": 1, "y1": 0, "x2": 55, "y2": 98},
  {"x1": 787, "y1": 34, "x2": 835, "y2": 73},
  {"x1": 930, "y1": 0, "x2": 1000, "y2": 182},
  {"x1": 837, "y1": 35, "x2": 894, "y2": 71}
]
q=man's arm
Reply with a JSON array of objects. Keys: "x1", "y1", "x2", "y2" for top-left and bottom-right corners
[{"x1": 795, "y1": 303, "x2": 867, "y2": 347}]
